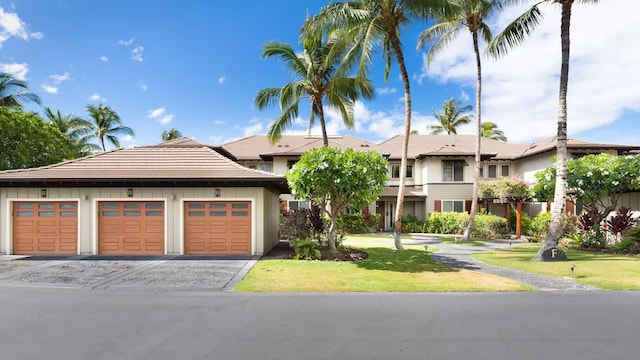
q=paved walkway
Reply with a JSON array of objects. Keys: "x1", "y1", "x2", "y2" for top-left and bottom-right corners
[{"x1": 406, "y1": 235, "x2": 596, "y2": 292}]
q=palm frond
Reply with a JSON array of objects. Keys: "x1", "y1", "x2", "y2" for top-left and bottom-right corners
[{"x1": 486, "y1": 3, "x2": 544, "y2": 59}]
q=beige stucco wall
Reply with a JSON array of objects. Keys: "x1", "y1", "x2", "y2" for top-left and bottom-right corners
[
  {"x1": 426, "y1": 183, "x2": 473, "y2": 213},
  {"x1": 0, "y1": 186, "x2": 279, "y2": 256}
]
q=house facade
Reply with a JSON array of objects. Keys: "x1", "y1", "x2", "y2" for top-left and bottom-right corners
[
  {"x1": 0, "y1": 138, "x2": 288, "y2": 256},
  {"x1": 1, "y1": 134, "x2": 638, "y2": 255},
  {"x1": 220, "y1": 134, "x2": 640, "y2": 231}
]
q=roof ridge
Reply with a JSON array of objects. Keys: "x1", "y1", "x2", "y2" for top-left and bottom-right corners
[
  {"x1": 201, "y1": 147, "x2": 285, "y2": 177},
  {"x1": 0, "y1": 148, "x2": 121, "y2": 175}
]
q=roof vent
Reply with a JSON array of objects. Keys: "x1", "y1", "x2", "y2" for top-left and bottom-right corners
[{"x1": 360, "y1": 144, "x2": 370, "y2": 147}]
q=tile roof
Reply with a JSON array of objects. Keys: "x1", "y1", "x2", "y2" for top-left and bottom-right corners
[
  {"x1": 380, "y1": 186, "x2": 427, "y2": 198},
  {"x1": 0, "y1": 137, "x2": 287, "y2": 191},
  {"x1": 221, "y1": 135, "x2": 378, "y2": 160}
]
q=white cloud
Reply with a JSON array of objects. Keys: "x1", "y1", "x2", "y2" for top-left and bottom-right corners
[
  {"x1": 159, "y1": 114, "x2": 174, "y2": 124},
  {"x1": 0, "y1": 62, "x2": 28, "y2": 80},
  {"x1": 416, "y1": 0, "x2": 640, "y2": 142},
  {"x1": 131, "y1": 46, "x2": 143, "y2": 62},
  {"x1": 213, "y1": 119, "x2": 226, "y2": 125},
  {"x1": 50, "y1": 72, "x2": 70, "y2": 84},
  {"x1": 139, "y1": 82, "x2": 148, "y2": 91},
  {"x1": 89, "y1": 93, "x2": 107, "y2": 102},
  {"x1": 100, "y1": 55, "x2": 108, "y2": 62},
  {"x1": 0, "y1": 8, "x2": 41, "y2": 46},
  {"x1": 148, "y1": 107, "x2": 174, "y2": 124},
  {"x1": 41, "y1": 85, "x2": 58, "y2": 94},
  {"x1": 218, "y1": 76, "x2": 225, "y2": 84},
  {"x1": 121, "y1": 134, "x2": 134, "y2": 143},
  {"x1": 460, "y1": 91, "x2": 470, "y2": 102},
  {"x1": 242, "y1": 122, "x2": 263, "y2": 137},
  {"x1": 148, "y1": 107, "x2": 166, "y2": 119},
  {"x1": 118, "y1": 37, "x2": 135, "y2": 46},
  {"x1": 377, "y1": 87, "x2": 397, "y2": 95}
]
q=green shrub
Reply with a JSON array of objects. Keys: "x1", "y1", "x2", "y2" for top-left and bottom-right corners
[
  {"x1": 401, "y1": 214, "x2": 424, "y2": 233},
  {"x1": 472, "y1": 214, "x2": 509, "y2": 239},
  {"x1": 614, "y1": 226, "x2": 640, "y2": 254},
  {"x1": 292, "y1": 237, "x2": 322, "y2": 260},
  {"x1": 508, "y1": 210, "x2": 532, "y2": 236},
  {"x1": 427, "y1": 212, "x2": 468, "y2": 234},
  {"x1": 563, "y1": 214, "x2": 579, "y2": 238},
  {"x1": 339, "y1": 213, "x2": 368, "y2": 234},
  {"x1": 528, "y1": 212, "x2": 551, "y2": 241},
  {"x1": 578, "y1": 224, "x2": 607, "y2": 249}
]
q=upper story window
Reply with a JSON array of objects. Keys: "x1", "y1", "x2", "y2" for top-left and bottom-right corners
[
  {"x1": 501, "y1": 164, "x2": 510, "y2": 177},
  {"x1": 488, "y1": 164, "x2": 497, "y2": 178},
  {"x1": 287, "y1": 160, "x2": 297, "y2": 169},
  {"x1": 247, "y1": 164, "x2": 258, "y2": 170},
  {"x1": 443, "y1": 160, "x2": 465, "y2": 182},
  {"x1": 261, "y1": 164, "x2": 271, "y2": 172},
  {"x1": 391, "y1": 164, "x2": 413, "y2": 179}
]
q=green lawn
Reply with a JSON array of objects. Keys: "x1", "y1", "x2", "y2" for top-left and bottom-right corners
[
  {"x1": 473, "y1": 243, "x2": 640, "y2": 290},
  {"x1": 235, "y1": 243, "x2": 531, "y2": 292}
]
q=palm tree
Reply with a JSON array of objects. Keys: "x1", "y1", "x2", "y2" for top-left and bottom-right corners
[
  {"x1": 488, "y1": 0, "x2": 599, "y2": 260},
  {"x1": 429, "y1": 98, "x2": 473, "y2": 135},
  {"x1": 419, "y1": 0, "x2": 509, "y2": 242},
  {"x1": 84, "y1": 104, "x2": 135, "y2": 151},
  {"x1": 255, "y1": 30, "x2": 374, "y2": 147},
  {"x1": 303, "y1": 0, "x2": 444, "y2": 250},
  {"x1": 43, "y1": 107, "x2": 96, "y2": 155},
  {"x1": 161, "y1": 128, "x2": 182, "y2": 141},
  {"x1": 481, "y1": 121, "x2": 507, "y2": 141},
  {"x1": 0, "y1": 73, "x2": 41, "y2": 109}
]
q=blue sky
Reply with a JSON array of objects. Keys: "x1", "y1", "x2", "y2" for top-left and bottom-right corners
[{"x1": 1, "y1": 0, "x2": 638, "y2": 149}]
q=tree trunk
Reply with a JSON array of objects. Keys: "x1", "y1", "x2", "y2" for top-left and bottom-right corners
[
  {"x1": 390, "y1": 34, "x2": 409, "y2": 251},
  {"x1": 317, "y1": 100, "x2": 329, "y2": 147},
  {"x1": 535, "y1": 2, "x2": 572, "y2": 260},
  {"x1": 462, "y1": 31, "x2": 483, "y2": 242}
]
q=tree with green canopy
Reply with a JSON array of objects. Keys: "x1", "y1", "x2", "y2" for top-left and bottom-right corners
[
  {"x1": 43, "y1": 106, "x2": 95, "y2": 156},
  {"x1": 255, "y1": 30, "x2": 373, "y2": 147},
  {"x1": 428, "y1": 98, "x2": 473, "y2": 135},
  {"x1": 0, "y1": 108, "x2": 78, "y2": 170},
  {"x1": 161, "y1": 128, "x2": 183, "y2": 141},
  {"x1": 83, "y1": 104, "x2": 135, "y2": 151},
  {"x1": 488, "y1": 0, "x2": 600, "y2": 260},
  {"x1": 303, "y1": 0, "x2": 445, "y2": 250},
  {"x1": 0, "y1": 72, "x2": 41, "y2": 110},
  {"x1": 532, "y1": 153, "x2": 640, "y2": 226},
  {"x1": 480, "y1": 121, "x2": 507, "y2": 141},
  {"x1": 286, "y1": 147, "x2": 388, "y2": 253}
]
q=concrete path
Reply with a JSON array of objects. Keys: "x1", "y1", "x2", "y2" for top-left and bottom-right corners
[{"x1": 406, "y1": 235, "x2": 595, "y2": 291}]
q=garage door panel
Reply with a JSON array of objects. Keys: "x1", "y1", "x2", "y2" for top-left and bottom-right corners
[
  {"x1": 185, "y1": 201, "x2": 251, "y2": 255},
  {"x1": 98, "y1": 201, "x2": 164, "y2": 255},
  {"x1": 13, "y1": 202, "x2": 78, "y2": 255}
]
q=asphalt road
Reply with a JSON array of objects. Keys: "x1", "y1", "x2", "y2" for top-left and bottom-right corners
[{"x1": 1, "y1": 288, "x2": 638, "y2": 360}]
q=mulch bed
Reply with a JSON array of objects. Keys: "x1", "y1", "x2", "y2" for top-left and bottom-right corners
[{"x1": 263, "y1": 241, "x2": 368, "y2": 261}]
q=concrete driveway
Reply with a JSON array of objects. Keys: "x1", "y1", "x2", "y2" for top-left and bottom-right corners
[{"x1": 0, "y1": 255, "x2": 258, "y2": 291}]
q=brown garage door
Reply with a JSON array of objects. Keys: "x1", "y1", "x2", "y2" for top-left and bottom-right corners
[
  {"x1": 98, "y1": 201, "x2": 164, "y2": 255},
  {"x1": 13, "y1": 201, "x2": 78, "y2": 255},
  {"x1": 184, "y1": 201, "x2": 251, "y2": 255}
]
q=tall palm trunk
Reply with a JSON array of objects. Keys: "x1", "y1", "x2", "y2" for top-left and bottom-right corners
[
  {"x1": 462, "y1": 31, "x2": 483, "y2": 242},
  {"x1": 391, "y1": 34, "x2": 409, "y2": 251},
  {"x1": 315, "y1": 99, "x2": 330, "y2": 147},
  {"x1": 535, "y1": 1, "x2": 572, "y2": 260}
]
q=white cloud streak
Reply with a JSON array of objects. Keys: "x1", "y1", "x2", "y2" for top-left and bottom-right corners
[
  {"x1": 41, "y1": 85, "x2": 58, "y2": 94},
  {"x1": 0, "y1": 62, "x2": 28, "y2": 80},
  {"x1": 416, "y1": 0, "x2": 640, "y2": 142},
  {"x1": 131, "y1": 46, "x2": 143, "y2": 62},
  {"x1": 0, "y1": 7, "x2": 41, "y2": 46}
]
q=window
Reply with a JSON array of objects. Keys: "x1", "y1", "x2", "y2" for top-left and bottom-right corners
[
  {"x1": 261, "y1": 164, "x2": 271, "y2": 172},
  {"x1": 287, "y1": 160, "x2": 297, "y2": 169},
  {"x1": 488, "y1": 164, "x2": 497, "y2": 178},
  {"x1": 247, "y1": 164, "x2": 258, "y2": 170},
  {"x1": 479, "y1": 166, "x2": 484, "y2": 179},
  {"x1": 442, "y1": 160, "x2": 465, "y2": 182},
  {"x1": 391, "y1": 164, "x2": 413, "y2": 179},
  {"x1": 501, "y1": 165, "x2": 510, "y2": 177},
  {"x1": 442, "y1": 200, "x2": 464, "y2": 213},
  {"x1": 288, "y1": 201, "x2": 309, "y2": 211}
]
